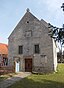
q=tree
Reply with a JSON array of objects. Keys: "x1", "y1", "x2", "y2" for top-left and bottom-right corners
[
  {"x1": 48, "y1": 23, "x2": 64, "y2": 62},
  {"x1": 61, "y1": 3, "x2": 64, "y2": 11},
  {"x1": 48, "y1": 3, "x2": 64, "y2": 62}
]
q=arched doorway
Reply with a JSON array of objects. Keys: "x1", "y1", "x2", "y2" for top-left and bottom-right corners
[
  {"x1": 14, "y1": 58, "x2": 20, "y2": 72},
  {"x1": 15, "y1": 61, "x2": 20, "y2": 72}
]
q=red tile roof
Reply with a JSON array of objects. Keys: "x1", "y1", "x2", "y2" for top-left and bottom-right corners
[{"x1": 0, "y1": 43, "x2": 8, "y2": 54}]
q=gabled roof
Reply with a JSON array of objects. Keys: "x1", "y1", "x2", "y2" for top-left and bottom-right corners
[
  {"x1": 8, "y1": 9, "x2": 48, "y2": 39},
  {"x1": 0, "y1": 43, "x2": 8, "y2": 54}
]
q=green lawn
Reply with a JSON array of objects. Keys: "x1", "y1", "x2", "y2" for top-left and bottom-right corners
[{"x1": 8, "y1": 64, "x2": 64, "y2": 88}]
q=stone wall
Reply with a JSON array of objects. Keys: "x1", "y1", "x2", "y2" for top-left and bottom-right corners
[{"x1": 8, "y1": 10, "x2": 57, "y2": 72}]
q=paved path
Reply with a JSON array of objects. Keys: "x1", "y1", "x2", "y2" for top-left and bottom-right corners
[{"x1": 0, "y1": 72, "x2": 31, "y2": 88}]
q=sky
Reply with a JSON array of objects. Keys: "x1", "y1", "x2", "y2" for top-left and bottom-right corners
[{"x1": 0, "y1": 0, "x2": 64, "y2": 44}]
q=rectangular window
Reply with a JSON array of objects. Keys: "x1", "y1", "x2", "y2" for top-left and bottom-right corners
[
  {"x1": 34, "y1": 44, "x2": 40, "y2": 54},
  {"x1": 18, "y1": 46, "x2": 23, "y2": 54}
]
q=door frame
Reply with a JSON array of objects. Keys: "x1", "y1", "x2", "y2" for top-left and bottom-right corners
[
  {"x1": 14, "y1": 57, "x2": 20, "y2": 72},
  {"x1": 15, "y1": 61, "x2": 20, "y2": 72},
  {"x1": 25, "y1": 58, "x2": 32, "y2": 72}
]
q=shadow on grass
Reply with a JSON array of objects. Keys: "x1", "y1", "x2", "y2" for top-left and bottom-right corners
[{"x1": 8, "y1": 77, "x2": 64, "y2": 88}]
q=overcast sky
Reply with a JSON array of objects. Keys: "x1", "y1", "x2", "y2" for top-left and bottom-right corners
[{"x1": 0, "y1": 0, "x2": 64, "y2": 44}]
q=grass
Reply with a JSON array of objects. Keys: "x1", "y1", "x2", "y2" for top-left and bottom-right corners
[
  {"x1": 0, "y1": 73, "x2": 16, "y2": 82},
  {"x1": 7, "y1": 64, "x2": 64, "y2": 88},
  {"x1": 0, "y1": 76, "x2": 7, "y2": 82}
]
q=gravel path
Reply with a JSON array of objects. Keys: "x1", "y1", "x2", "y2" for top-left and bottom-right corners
[{"x1": 0, "y1": 72, "x2": 31, "y2": 88}]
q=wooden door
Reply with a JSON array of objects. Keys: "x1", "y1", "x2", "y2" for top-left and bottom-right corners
[{"x1": 25, "y1": 59, "x2": 32, "y2": 72}]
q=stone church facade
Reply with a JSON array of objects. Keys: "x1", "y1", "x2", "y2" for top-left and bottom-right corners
[{"x1": 8, "y1": 9, "x2": 57, "y2": 73}]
